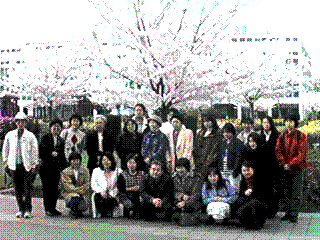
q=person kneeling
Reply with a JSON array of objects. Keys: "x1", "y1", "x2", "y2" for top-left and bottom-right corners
[
  {"x1": 91, "y1": 152, "x2": 122, "y2": 218},
  {"x1": 172, "y1": 158, "x2": 203, "y2": 226},
  {"x1": 117, "y1": 154, "x2": 146, "y2": 219},
  {"x1": 202, "y1": 168, "x2": 238, "y2": 225},
  {"x1": 60, "y1": 152, "x2": 91, "y2": 218},
  {"x1": 231, "y1": 161, "x2": 269, "y2": 230},
  {"x1": 140, "y1": 160, "x2": 174, "y2": 221}
]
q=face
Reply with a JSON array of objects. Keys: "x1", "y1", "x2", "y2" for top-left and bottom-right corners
[
  {"x1": 203, "y1": 119, "x2": 213, "y2": 130},
  {"x1": 127, "y1": 121, "x2": 136, "y2": 133},
  {"x1": 102, "y1": 156, "x2": 112, "y2": 170},
  {"x1": 15, "y1": 119, "x2": 27, "y2": 129},
  {"x1": 149, "y1": 120, "x2": 159, "y2": 131},
  {"x1": 208, "y1": 172, "x2": 219, "y2": 185},
  {"x1": 70, "y1": 158, "x2": 81, "y2": 169},
  {"x1": 242, "y1": 166, "x2": 254, "y2": 179},
  {"x1": 175, "y1": 166, "x2": 188, "y2": 177},
  {"x1": 167, "y1": 112, "x2": 173, "y2": 122},
  {"x1": 50, "y1": 123, "x2": 62, "y2": 136},
  {"x1": 248, "y1": 137, "x2": 257, "y2": 150},
  {"x1": 134, "y1": 106, "x2": 144, "y2": 117},
  {"x1": 243, "y1": 123, "x2": 252, "y2": 131},
  {"x1": 262, "y1": 118, "x2": 271, "y2": 131},
  {"x1": 150, "y1": 164, "x2": 162, "y2": 178},
  {"x1": 71, "y1": 118, "x2": 80, "y2": 129},
  {"x1": 285, "y1": 119, "x2": 295, "y2": 130},
  {"x1": 95, "y1": 118, "x2": 106, "y2": 132},
  {"x1": 223, "y1": 131, "x2": 233, "y2": 140},
  {"x1": 127, "y1": 158, "x2": 137, "y2": 171},
  {"x1": 171, "y1": 118, "x2": 182, "y2": 131}
]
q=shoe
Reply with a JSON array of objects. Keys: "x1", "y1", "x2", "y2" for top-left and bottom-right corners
[
  {"x1": 16, "y1": 211, "x2": 23, "y2": 218},
  {"x1": 24, "y1": 212, "x2": 33, "y2": 219}
]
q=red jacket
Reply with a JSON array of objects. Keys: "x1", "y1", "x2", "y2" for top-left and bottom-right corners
[{"x1": 275, "y1": 129, "x2": 310, "y2": 172}]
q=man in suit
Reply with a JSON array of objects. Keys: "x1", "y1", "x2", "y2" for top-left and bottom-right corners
[
  {"x1": 2, "y1": 112, "x2": 39, "y2": 218},
  {"x1": 166, "y1": 113, "x2": 195, "y2": 174},
  {"x1": 39, "y1": 119, "x2": 68, "y2": 217},
  {"x1": 85, "y1": 115, "x2": 116, "y2": 175}
]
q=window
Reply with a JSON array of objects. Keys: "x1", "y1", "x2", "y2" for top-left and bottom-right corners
[
  {"x1": 255, "y1": 38, "x2": 260, "y2": 42},
  {"x1": 6, "y1": 61, "x2": 9, "y2": 64},
  {"x1": 12, "y1": 49, "x2": 16, "y2": 52},
  {"x1": 247, "y1": 38, "x2": 252, "y2": 42},
  {"x1": 293, "y1": 59, "x2": 298, "y2": 64},
  {"x1": 293, "y1": 38, "x2": 298, "y2": 41},
  {"x1": 262, "y1": 38, "x2": 267, "y2": 41},
  {"x1": 240, "y1": 38, "x2": 245, "y2": 42},
  {"x1": 293, "y1": 52, "x2": 298, "y2": 55},
  {"x1": 46, "y1": 46, "x2": 50, "y2": 49},
  {"x1": 16, "y1": 61, "x2": 21, "y2": 64},
  {"x1": 294, "y1": 92, "x2": 299, "y2": 98},
  {"x1": 286, "y1": 38, "x2": 290, "y2": 41},
  {"x1": 27, "y1": 96, "x2": 32, "y2": 100},
  {"x1": 286, "y1": 59, "x2": 291, "y2": 64},
  {"x1": 231, "y1": 38, "x2": 237, "y2": 42},
  {"x1": 22, "y1": 96, "x2": 26, "y2": 100}
]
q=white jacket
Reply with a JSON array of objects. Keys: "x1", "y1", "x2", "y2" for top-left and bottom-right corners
[
  {"x1": 2, "y1": 128, "x2": 39, "y2": 171},
  {"x1": 91, "y1": 167, "x2": 122, "y2": 198}
]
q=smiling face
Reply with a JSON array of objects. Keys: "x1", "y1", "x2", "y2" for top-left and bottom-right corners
[
  {"x1": 242, "y1": 166, "x2": 254, "y2": 179},
  {"x1": 248, "y1": 137, "x2": 257, "y2": 150},
  {"x1": 95, "y1": 118, "x2": 106, "y2": 132},
  {"x1": 127, "y1": 158, "x2": 137, "y2": 171},
  {"x1": 126, "y1": 120, "x2": 136, "y2": 133},
  {"x1": 171, "y1": 118, "x2": 182, "y2": 131},
  {"x1": 150, "y1": 163, "x2": 162, "y2": 178},
  {"x1": 70, "y1": 158, "x2": 81, "y2": 170},
  {"x1": 149, "y1": 120, "x2": 159, "y2": 131},
  {"x1": 134, "y1": 106, "x2": 144, "y2": 117},
  {"x1": 71, "y1": 118, "x2": 80, "y2": 129},
  {"x1": 262, "y1": 118, "x2": 271, "y2": 131},
  {"x1": 102, "y1": 156, "x2": 112, "y2": 170}
]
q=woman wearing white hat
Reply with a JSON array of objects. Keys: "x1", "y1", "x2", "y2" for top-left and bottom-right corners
[{"x1": 2, "y1": 111, "x2": 39, "y2": 218}]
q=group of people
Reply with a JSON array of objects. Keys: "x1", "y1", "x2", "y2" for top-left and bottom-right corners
[{"x1": 1, "y1": 103, "x2": 309, "y2": 230}]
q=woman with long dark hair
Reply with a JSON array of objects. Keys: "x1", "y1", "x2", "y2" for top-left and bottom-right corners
[
  {"x1": 202, "y1": 168, "x2": 238, "y2": 224},
  {"x1": 244, "y1": 132, "x2": 265, "y2": 174},
  {"x1": 194, "y1": 114, "x2": 224, "y2": 178},
  {"x1": 116, "y1": 119, "x2": 144, "y2": 171}
]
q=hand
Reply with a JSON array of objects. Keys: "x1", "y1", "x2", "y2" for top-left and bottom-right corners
[
  {"x1": 152, "y1": 198, "x2": 161, "y2": 207},
  {"x1": 182, "y1": 195, "x2": 190, "y2": 201},
  {"x1": 52, "y1": 151, "x2": 58, "y2": 157},
  {"x1": 102, "y1": 192, "x2": 109, "y2": 199},
  {"x1": 177, "y1": 201, "x2": 186, "y2": 209},
  {"x1": 284, "y1": 164, "x2": 290, "y2": 171},
  {"x1": 245, "y1": 189, "x2": 253, "y2": 196},
  {"x1": 145, "y1": 158, "x2": 150, "y2": 165}
]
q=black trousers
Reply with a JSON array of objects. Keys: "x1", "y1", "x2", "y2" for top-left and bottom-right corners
[
  {"x1": 39, "y1": 167, "x2": 61, "y2": 212},
  {"x1": 94, "y1": 193, "x2": 118, "y2": 217},
  {"x1": 141, "y1": 201, "x2": 173, "y2": 221},
  {"x1": 67, "y1": 196, "x2": 88, "y2": 215},
  {"x1": 280, "y1": 170, "x2": 303, "y2": 218},
  {"x1": 12, "y1": 164, "x2": 36, "y2": 212}
]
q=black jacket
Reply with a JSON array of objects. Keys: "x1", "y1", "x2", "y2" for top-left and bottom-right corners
[{"x1": 39, "y1": 133, "x2": 67, "y2": 172}]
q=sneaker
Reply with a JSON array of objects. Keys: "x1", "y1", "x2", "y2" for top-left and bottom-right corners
[
  {"x1": 24, "y1": 212, "x2": 33, "y2": 219},
  {"x1": 16, "y1": 211, "x2": 23, "y2": 218}
]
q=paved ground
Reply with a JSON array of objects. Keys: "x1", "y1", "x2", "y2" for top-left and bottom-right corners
[{"x1": 0, "y1": 192, "x2": 319, "y2": 240}]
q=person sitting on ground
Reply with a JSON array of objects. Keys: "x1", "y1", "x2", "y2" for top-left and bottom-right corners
[
  {"x1": 60, "y1": 152, "x2": 91, "y2": 218},
  {"x1": 117, "y1": 154, "x2": 146, "y2": 219},
  {"x1": 231, "y1": 160, "x2": 270, "y2": 230},
  {"x1": 91, "y1": 152, "x2": 122, "y2": 218},
  {"x1": 237, "y1": 117, "x2": 255, "y2": 145},
  {"x1": 140, "y1": 160, "x2": 174, "y2": 221},
  {"x1": 172, "y1": 158, "x2": 203, "y2": 225},
  {"x1": 202, "y1": 168, "x2": 238, "y2": 224}
]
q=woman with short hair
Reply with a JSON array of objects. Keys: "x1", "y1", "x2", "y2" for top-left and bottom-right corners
[{"x1": 91, "y1": 152, "x2": 122, "y2": 218}]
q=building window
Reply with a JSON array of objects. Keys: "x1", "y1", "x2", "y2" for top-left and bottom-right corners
[
  {"x1": 255, "y1": 38, "x2": 260, "y2": 42},
  {"x1": 294, "y1": 92, "x2": 299, "y2": 98},
  {"x1": 0, "y1": 62, "x2": 3, "y2": 65},
  {"x1": 262, "y1": 38, "x2": 267, "y2": 41},
  {"x1": 27, "y1": 96, "x2": 32, "y2": 100},
  {"x1": 240, "y1": 38, "x2": 245, "y2": 42},
  {"x1": 247, "y1": 38, "x2": 252, "y2": 42},
  {"x1": 46, "y1": 46, "x2": 50, "y2": 49},
  {"x1": 231, "y1": 38, "x2": 237, "y2": 42},
  {"x1": 293, "y1": 59, "x2": 298, "y2": 64},
  {"x1": 16, "y1": 61, "x2": 21, "y2": 64},
  {"x1": 286, "y1": 59, "x2": 291, "y2": 64},
  {"x1": 6, "y1": 61, "x2": 9, "y2": 64},
  {"x1": 22, "y1": 96, "x2": 26, "y2": 100},
  {"x1": 286, "y1": 38, "x2": 290, "y2": 41},
  {"x1": 293, "y1": 38, "x2": 298, "y2": 41},
  {"x1": 293, "y1": 52, "x2": 298, "y2": 55}
]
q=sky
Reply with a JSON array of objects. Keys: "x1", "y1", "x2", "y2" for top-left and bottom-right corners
[{"x1": 1, "y1": 0, "x2": 319, "y2": 77}]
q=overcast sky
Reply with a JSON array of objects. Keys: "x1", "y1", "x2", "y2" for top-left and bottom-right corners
[{"x1": 1, "y1": 0, "x2": 319, "y2": 77}]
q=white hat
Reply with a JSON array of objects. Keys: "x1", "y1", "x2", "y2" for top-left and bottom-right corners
[
  {"x1": 14, "y1": 111, "x2": 28, "y2": 120},
  {"x1": 148, "y1": 114, "x2": 163, "y2": 125}
]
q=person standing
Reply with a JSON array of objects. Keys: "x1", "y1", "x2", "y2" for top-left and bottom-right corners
[
  {"x1": 141, "y1": 115, "x2": 169, "y2": 171},
  {"x1": 237, "y1": 117, "x2": 255, "y2": 145},
  {"x1": 2, "y1": 112, "x2": 39, "y2": 218},
  {"x1": 86, "y1": 115, "x2": 116, "y2": 175},
  {"x1": 60, "y1": 114, "x2": 86, "y2": 162},
  {"x1": 193, "y1": 114, "x2": 224, "y2": 178},
  {"x1": 132, "y1": 104, "x2": 149, "y2": 135},
  {"x1": 116, "y1": 119, "x2": 144, "y2": 171},
  {"x1": 166, "y1": 113, "x2": 195, "y2": 174},
  {"x1": 216, "y1": 123, "x2": 245, "y2": 188},
  {"x1": 275, "y1": 113, "x2": 309, "y2": 223},
  {"x1": 39, "y1": 119, "x2": 67, "y2": 217}
]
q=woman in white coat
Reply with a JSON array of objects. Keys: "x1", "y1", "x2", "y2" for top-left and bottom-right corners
[{"x1": 91, "y1": 152, "x2": 122, "y2": 218}]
